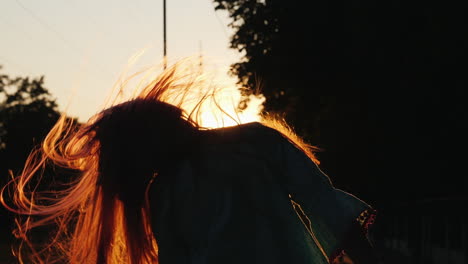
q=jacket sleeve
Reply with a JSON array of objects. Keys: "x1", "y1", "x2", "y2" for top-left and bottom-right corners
[{"x1": 279, "y1": 136, "x2": 377, "y2": 263}]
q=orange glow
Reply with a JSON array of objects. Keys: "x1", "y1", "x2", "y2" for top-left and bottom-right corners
[
  {"x1": 106, "y1": 56, "x2": 265, "y2": 129},
  {"x1": 1, "y1": 57, "x2": 319, "y2": 264},
  {"x1": 176, "y1": 75, "x2": 265, "y2": 129}
]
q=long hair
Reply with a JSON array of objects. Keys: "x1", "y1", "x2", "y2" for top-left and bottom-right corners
[{"x1": 1, "y1": 59, "x2": 319, "y2": 264}]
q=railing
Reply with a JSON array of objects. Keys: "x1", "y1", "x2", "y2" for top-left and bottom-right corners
[{"x1": 371, "y1": 198, "x2": 468, "y2": 264}]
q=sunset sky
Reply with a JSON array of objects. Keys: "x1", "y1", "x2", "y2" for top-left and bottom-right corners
[{"x1": 0, "y1": 0, "x2": 242, "y2": 122}]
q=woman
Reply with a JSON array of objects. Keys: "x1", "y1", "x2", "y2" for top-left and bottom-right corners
[{"x1": 1, "y1": 61, "x2": 377, "y2": 264}]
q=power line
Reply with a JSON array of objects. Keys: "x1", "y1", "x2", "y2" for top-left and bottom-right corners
[
  {"x1": 208, "y1": 0, "x2": 230, "y2": 41},
  {"x1": 13, "y1": 0, "x2": 114, "y2": 77},
  {"x1": 13, "y1": 0, "x2": 82, "y2": 54}
]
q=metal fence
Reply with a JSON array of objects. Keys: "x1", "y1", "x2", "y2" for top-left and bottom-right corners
[{"x1": 371, "y1": 198, "x2": 467, "y2": 264}]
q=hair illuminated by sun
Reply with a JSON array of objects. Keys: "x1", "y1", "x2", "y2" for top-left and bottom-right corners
[{"x1": 1, "y1": 56, "x2": 318, "y2": 264}]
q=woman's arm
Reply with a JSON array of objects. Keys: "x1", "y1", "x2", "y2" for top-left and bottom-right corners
[
  {"x1": 279, "y1": 136, "x2": 378, "y2": 263},
  {"x1": 339, "y1": 216, "x2": 379, "y2": 264}
]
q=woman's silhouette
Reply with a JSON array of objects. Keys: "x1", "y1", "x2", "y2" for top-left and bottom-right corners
[{"x1": 1, "y1": 60, "x2": 377, "y2": 264}]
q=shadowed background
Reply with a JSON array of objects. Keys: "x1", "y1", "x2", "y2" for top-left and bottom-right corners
[{"x1": 1, "y1": 0, "x2": 467, "y2": 263}]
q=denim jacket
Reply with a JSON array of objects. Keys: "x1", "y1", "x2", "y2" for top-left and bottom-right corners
[{"x1": 149, "y1": 122, "x2": 376, "y2": 264}]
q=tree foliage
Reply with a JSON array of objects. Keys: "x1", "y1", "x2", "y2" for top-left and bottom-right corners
[
  {"x1": 0, "y1": 69, "x2": 66, "y2": 258},
  {"x1": 214, "y1": 1, "x2": 467, "y2": 204},
  {"x1": 214, "y1": 0, "x2": 354, "y2": 145},
  {"x1": 0, "y1": 69, "x2": 61, "y2": 171}
]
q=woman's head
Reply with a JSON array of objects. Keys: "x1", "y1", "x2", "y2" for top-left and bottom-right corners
[
  {"x1": 1, "y1": 62, "x2": 207, "y2": 264},
  {"x1": 1, "y1": 58, "x2": 318, "y2": 264},
  {"x1": 92, "y1": 98, "x2": 197, "y2": 206}
]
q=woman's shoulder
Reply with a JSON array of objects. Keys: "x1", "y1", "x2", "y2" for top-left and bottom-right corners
[{"x1": 198, "y1": 121, "x2": 284, "y2": 144}]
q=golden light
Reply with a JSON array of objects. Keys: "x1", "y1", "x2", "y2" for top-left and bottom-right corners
[
  {"x1": 107, "y1": 55, "x2": 265, "y2": 129},
  {"x1": 179, "y1": 72, "x2": 265, "y2": 129}
]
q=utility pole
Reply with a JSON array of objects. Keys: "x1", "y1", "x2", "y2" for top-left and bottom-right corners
[
  {"x1": 199, "y1": 40, "x2": 203, "y2": 72},
  {"x1": 163, "y1": 0, "x2": 167, "y2": 69}
]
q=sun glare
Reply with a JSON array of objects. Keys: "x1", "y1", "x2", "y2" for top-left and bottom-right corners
[
  {"x1": 108, "y1": 56, "x2": 265, "y2": 129},
  {"x1": 184, "y1": 75, "x2": 265, "y2": 129}
]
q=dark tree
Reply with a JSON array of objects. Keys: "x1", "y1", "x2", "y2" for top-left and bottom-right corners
[
  {"x1": 214, "y1": 0, "x2": 340, "y2": 138},
  {"x1": 0, "y1": 70, "x2": 60, "y2": 170},
  {"x1": 0, "y1": 68, "x2": 77, "y2": 262},
  {"x1": 213, "y1": 1, "x2": 467, "y2": 206}
]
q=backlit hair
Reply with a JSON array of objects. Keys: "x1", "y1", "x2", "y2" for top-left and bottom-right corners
[{"x1": 1, "y1": 59, "x2": 319, "y2": 264}]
